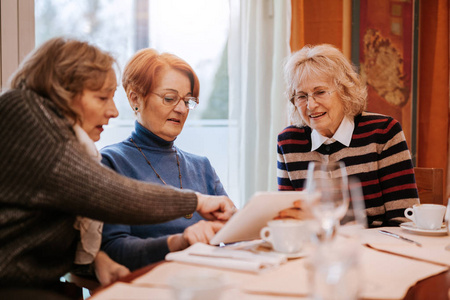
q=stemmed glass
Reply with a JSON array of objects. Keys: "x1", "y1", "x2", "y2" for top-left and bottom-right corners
[
  {"x1": 305, "y1": 166, "x2": 364, "y2": 300},
  {"x1": 445, "y1": 199, "x2": 450, "y2": 251},
  {"x1": 304, "y1": 161, "x2": 350, "y2": 242}
]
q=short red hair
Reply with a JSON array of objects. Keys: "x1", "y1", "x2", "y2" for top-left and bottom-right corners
[{"x1": 122, "y1": 48, "x2": 200, "y2": 100}]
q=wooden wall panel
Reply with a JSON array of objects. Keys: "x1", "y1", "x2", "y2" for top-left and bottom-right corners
[
  {"x1": 290, "y1": 0, "x2": 450, "y2": 197},
  {"x1": 290, "y1": 0, "x2": 343, "y2": 52},
  {"x1": 417, "y1": 0, "x2": 449, "y2": 198}
]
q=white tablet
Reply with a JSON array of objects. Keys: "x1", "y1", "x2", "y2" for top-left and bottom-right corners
[{"x1": 209, "y1": 191, "x2": 307, "y2": 245}]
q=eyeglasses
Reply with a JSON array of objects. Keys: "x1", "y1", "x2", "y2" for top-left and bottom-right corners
[
  {"x1": 290, "y1": 90, "x2": 336, "y2": 107},
  {"x1": 151, "y1": 92, "x2": 199, "y2": 110}
]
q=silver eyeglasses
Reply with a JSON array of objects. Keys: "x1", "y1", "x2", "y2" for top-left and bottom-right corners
[
  {"x1": 290, "y1": 90, "x2": 336, "y2": 107},
  {"x1": 151, "y1": 92, "x2": 199, "y2": 110}
]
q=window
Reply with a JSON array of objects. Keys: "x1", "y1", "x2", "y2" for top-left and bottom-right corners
[{"x1": 35, "y1": 0, "x2": 232, "y2": 196}]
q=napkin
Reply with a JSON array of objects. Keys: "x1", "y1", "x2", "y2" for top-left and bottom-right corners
[
  {"x1": 129, "y1": 238, "x2": 446, "y2": 300},
  {"x1": 242, "y1": 239, "x2": 447, "y2": 300},
  {"x1": 90, "y1": 281, "x2": 305, "y2": 300},
  {"x1": 90, "y1": 282, "x2": 171, "y2": 300},
  {"x1": 165, "y1": 243, "x2": 287, "y2": 273},
  {"x1": 361, "y1": 227, "x2": 450, "y2": 266}
]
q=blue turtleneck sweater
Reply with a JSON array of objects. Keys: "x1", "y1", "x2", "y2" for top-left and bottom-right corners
[{"x1": 100, "y1": 121, "x2": 227, "y2": 270}]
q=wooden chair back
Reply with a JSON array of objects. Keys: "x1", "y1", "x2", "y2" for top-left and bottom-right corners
[{"x1": 414, "y1": 167, "x2": 444, "y2": 205}]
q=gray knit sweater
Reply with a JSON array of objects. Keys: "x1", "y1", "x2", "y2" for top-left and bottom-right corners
[{"x1": 0, "y1": 89, "x2": 198, "y2": 288}]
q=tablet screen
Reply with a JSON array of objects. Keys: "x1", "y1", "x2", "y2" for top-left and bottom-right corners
[{"x1": 209, "y1": 191, "x2": 307, "y2": 245}]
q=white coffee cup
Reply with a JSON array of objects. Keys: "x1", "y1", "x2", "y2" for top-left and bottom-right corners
[
  {"x1": 404, "y1": 204, "x2": 446, "y2": 230},
  {"x1": 260, "y1": 219, "x2": 307, "y2": 253}
]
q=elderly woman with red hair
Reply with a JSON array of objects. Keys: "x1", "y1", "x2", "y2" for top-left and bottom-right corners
[{"x1": 100, "y1": 49, "x2": 229, "y2": 271}]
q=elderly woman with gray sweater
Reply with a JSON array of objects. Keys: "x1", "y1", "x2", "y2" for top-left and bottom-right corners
[{"x1": 0, "y1": 37, "x2": 234, "y2": 300}]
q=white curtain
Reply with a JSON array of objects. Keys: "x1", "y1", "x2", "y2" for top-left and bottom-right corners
[{"x1": 228, "y1": 0, "x2": 291, "y2": 208}]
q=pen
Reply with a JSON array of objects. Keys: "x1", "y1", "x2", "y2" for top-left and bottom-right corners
[
  {"x1": 218, "y1": 239, "x2": 264, "y2": 250},
  {"x1": 378, "y1": 230, "x2": 422, "y2": 247}
]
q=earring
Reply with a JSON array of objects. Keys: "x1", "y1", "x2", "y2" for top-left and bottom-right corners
[{"x1": 135, "y1": 107, "x2": 139, "y2": 112}]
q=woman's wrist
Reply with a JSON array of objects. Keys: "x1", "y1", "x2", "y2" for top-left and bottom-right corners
[
  {"x1": 195, "y1": 192, "x2": 202, "y2": 211},
  {"x1": 167, "y1": 233, "x2": 190, "y2": 252}
]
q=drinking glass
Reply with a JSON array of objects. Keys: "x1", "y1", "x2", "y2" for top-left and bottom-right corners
[
  {"x1": 445, "y1": 199, "x2": 450, "y2": 251},
  {"x1": 308, "y1": 239, "x2": 360, "y2": 300},
  {"x1": 341, "y1": 176, "x2": 367, "y2": 229},
  {"x1": 169, "y1": 271, "x2": 226, "y2": 300},
  {"x1": 306, "y1": 171, "x2": 365, "y2": 300},
  {"x1": 304, "y1": 161, "x2": 349, "y2": 241}
]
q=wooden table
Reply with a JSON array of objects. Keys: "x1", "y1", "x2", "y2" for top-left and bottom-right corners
[
  {"x1": 91, "y1": 226, "x2": 450, "y2": 300},
  {"x1": 402, "y1": 269, "x2": 450, "y2": 300},
  {"x1": 92, "y1": 259, "x2": 449, "y2": 300}
]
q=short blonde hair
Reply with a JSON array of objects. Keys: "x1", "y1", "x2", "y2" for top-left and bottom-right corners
[
  {"x1": 122, "y1": 48, "x2": 199, "y2": 103},
  {"x1": 284, "y1": 44, "x2": 367, "y2": 126},
  {"x1": 8, "y1": 37, "x2": 116, "y2": 123}
]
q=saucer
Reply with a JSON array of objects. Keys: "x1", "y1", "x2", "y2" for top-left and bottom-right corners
[
  {"x1": 400, "y1": 222, "x2": 448, "y2": 236},
  {"x1": 280, "y1": 250, "x2": 308, "y2": 259},
  {"x1": 253, "y1": 243, "x2": 308, "y2": 259},
  {"x1": 262, "y1": 249, "x2": 307, "y2": 259}
]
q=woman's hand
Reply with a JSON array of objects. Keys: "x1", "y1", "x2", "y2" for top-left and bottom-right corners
[
  {"x1": 276, "y1": 200, "x2": 313, "y2": 220},
  {"x1": 167, "y1": 220, "x2": 225, "y2": 252},
  {"x1": 94, "y1": 251, "x2": 130, "y2": 286},
  {"x1": 195, "y1": 193, "x2": 237, "y2": 221}
]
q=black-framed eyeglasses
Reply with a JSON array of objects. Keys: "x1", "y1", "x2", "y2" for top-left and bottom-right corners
[
  {"x1": 151, "y1": 92, "x2": 199, "y2": 110},
  {"x1": 290, "y1": 90, "x2": 336, "y2": 107}
]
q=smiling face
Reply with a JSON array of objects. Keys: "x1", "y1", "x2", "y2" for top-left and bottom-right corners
[
  {"x1": 137, "y1": 67, "x2": 191, "y2": 141},
  {"x1": 296, "y1": 76, "x2": 345, "y2": 138},
  {"x1": 72, "y1": 69, "x2": 119, "y2": 141}
]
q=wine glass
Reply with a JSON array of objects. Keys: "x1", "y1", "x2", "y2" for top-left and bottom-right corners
[
  {"x1": 445, "y1": 199, "x2": 450, "y2": 251},
  {"x1": 304, "y1": 161, "x2": 350, "y2": 242}
]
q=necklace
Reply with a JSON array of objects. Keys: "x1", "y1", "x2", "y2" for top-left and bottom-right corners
[{"x1": 130, "y1": 138, "x2": 192, "y2": 219}]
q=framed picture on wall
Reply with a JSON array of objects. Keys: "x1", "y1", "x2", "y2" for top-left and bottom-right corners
[{"x1": 353, "y1": 0, "x2": 419, "y2": 164}]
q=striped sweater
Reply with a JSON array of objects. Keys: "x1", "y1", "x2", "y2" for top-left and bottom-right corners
[{"x1": 277, "y1": 112, "x2": 419, "y2": 227}]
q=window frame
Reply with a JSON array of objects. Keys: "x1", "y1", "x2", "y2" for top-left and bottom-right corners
[{"x1": 0, "y1": 0, "x2": 34, "y2": 87}]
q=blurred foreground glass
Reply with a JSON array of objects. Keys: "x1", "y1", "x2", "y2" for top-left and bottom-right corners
[
  {"x1": 446, "y1": 198, "x2": 450, "y2": 232},
  {"x1": 308, "y1": 239, "x2": 360, "y2": 300},
  {"x1": 169, "y1": 271, "x2": 226, "y2": 300},
  {"x1": 341, "y1": 176, "x2": 368, "y2": 231},
  {"x1": 445, "y1": 199, "x2": 450, "y2": 251},
  {"x1": 308, "y1": 176, "x2": 366, "y2": 300},
  {"x1": 304, "y1": 161, "x2": 349, "y2": 241}
]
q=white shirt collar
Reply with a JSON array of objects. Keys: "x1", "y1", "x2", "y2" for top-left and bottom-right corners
[
  {"x1": 73, "y1": 124, "x2": 102, "y2": 163},
  {"x1": 310, "y1": 116, "x2": 355, "y2": 151}
]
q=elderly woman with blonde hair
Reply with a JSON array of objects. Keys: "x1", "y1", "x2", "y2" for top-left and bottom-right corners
[{"x1": 277, "y1": 44, "x2": 418, "y2": 227}]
